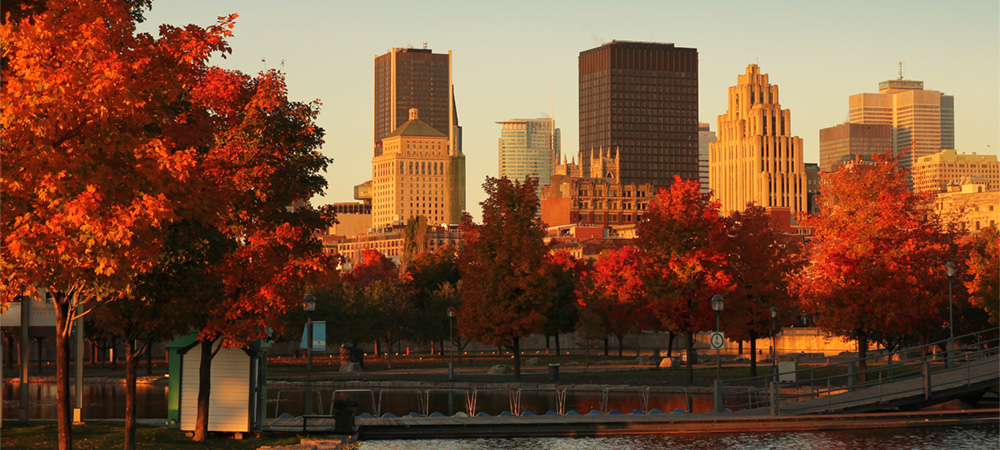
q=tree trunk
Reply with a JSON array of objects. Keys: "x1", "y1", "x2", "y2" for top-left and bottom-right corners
[
  {"x1": 554, "y1": 334, "x2": 561, "y2": 357},
  {"x1": 749, "y1": 334, "x2": 758, "y2": 377},
  {"x1": 53, "y1": 294, "x2": 73, "y2": 450},
  {"x1": 666, "y1": 332, "x2": 675, "y2": 358},
  {"x1": 603, "y1": 337, "x2": 609, "y2": 356},
  {"x1": 512, "y1": 337, "x2": 521, "y2": 381},
  {"x1": 685, "y1": 331, "x2": 694, "y2": 385},
  {"x1": 617, "y1": 334, "x2": 624, "y2": 357},
  {"x1": 738, "y1": 340, "x2": 743, "y2": 355},
  {"x1": 193, "y1": 339, "x2": 216, "y2": 442},
  {"x1": 125, "y1": 339, "x2": 139, "y2": 450},
  {"x1": 857, "y1": 336, "x2": 869, "y2": 383},
  {"x1": 373, "y1": 340, "x2": 380, "y2": 357},
  {"x1": 544, "y1": 335, "x2": 550, "y2": 354},
  {"x1": 385, "y1": 339, "x2": 393, "y2": 369},
  {"x1": 146, "y1": 340, "x2": 153, "y2": 376}
]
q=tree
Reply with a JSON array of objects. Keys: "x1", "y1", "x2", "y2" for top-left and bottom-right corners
[
  {"x1": 542, "y1": 251, "x2": 581, "y2": 356},
  {"x1": 405, "y1": 246, "x2": 461, "y2": 353},
  {"x1": 636, "y1": 176, "x2": 731, "y2": 384},
  {"x1": 457, "y1": 177, "x2": 552, "y2": 380},
  {"x1": 579, "y1": 246, "x2": 658, "y2": 357},
  {"x1": 964, "y1": 227, "x2": 999, "y2": 324},
  {"x1": 794, "y1": 153, "x2": 953, "y2": 375},
  {"x1": 723, "y1": 203, "x2": 803, "y2": 376},
  {"x1": 1, "y1": 2, "x2": 233, "y2": 448},
  {"x1": 184, "y1": 65, "x2": 332, "y2": 441}
]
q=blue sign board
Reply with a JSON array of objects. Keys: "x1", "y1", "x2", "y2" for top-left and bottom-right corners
[{"x1": 299, "y1": 321, "x2": 326, "y2": 350}]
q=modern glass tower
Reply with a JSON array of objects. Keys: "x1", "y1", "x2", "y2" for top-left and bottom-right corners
[{"x1": 497, "y1": 118, "x2": 560, "y2": 190}]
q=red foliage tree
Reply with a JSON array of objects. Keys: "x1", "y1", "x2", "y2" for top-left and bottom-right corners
[
  {"x1": 722, "y1": 203, "x2": 804, "y2": 376},
  {"x1": 542, "y1": 251, "x2": 582, "y2": 356},
  {"x1": 458, "y1": 177, "x2": 552, "y2": 379},
  {"x1": 794, "y1": 152, "x2": 954, "y2": 374},
  {"x1": 964, "y1": 226, "x2": 999, "y2": 324},
  {"x1": 636, "y1": 176, "x2": 731, "y2": 384},
  {"x1": 1, "y1": 2, "x2": 233, "y2": 448},
  {"x1": 579, "y1": 246, "x2": 658, "y2": 356}
]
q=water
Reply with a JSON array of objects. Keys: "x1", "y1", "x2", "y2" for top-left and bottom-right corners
[
  {"x1": 2, "y1": 382, "x2": 167, "y2": 420},
  {"x1": 360, "y1": 426, "x2": 1000, "y2": 450}
]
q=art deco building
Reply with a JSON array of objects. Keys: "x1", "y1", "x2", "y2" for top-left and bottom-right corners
[
  {"x1": 912, "y1": 149, "x2": 999, "y2": 194},
  {"x1": 818, "y1": 122, "x2": 892, "y2": 173},
  {"x1": 371, "y1": 109, "x2": 465, "y2": 228},
  {"x1": 848, "y1": 78, "x2": 954, "y2": 172},
  {"x1": 709, "y1": 65, "x2": 806, "y2": 216},
  {"x1": 374, "y1": 46, "x2": 461, "y2": 157},
  {"x1": 698, "y1": 122, "x2": 716, "y2": 194},
  {"x1": 579, "y1": 41, "x2": 699, "y2": 189},
  {"x1": 497, "y1": 118, "x2": 560, "y2": 190}
]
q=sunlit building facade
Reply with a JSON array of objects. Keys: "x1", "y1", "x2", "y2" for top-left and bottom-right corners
[
  {"x1": 818, "y1": 122, "x2": 892, "y2": 173},
  {"x1": 913, "y1": 149, "x2": 1000, "y2": 194},
  {"x1": 497, "y1": 118, "x2": 560, "y2": 190},
  {"x1": 709, "y1": 64, "x2": 807, "y2": 217}
]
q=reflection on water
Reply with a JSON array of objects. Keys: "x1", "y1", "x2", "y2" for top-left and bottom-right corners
[
  {"x1": 269, "y1": 387, "x2": 728, "y2": 418},
  {"x1": 360, "y1": 425, "x2": 1000, "y2": 450},
  {"x1": 2, "y1": 383, "x2": 168, "y2": 420}
]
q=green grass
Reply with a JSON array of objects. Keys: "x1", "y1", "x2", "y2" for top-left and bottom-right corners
[{"x1": 0, "y1": 422, "x2": 301, "y2": 450}]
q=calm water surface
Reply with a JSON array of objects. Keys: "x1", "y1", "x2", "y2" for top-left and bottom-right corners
[{"x1": 360, "y1": 426, "x2": 1000, "y2": 450}]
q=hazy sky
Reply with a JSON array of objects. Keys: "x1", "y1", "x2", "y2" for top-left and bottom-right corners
[{"x1": 138, "y1": 0, "x2": 1000, "y2": 221}]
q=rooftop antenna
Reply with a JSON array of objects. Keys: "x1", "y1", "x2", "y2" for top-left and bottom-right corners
[
  {"x1": 898, "y1": 61, "x2": 904, "y2": 80},
  {"x1": 423, "y1": 41, "x2": 428, "y2": 49},
  {"x1": 551, "y1": 86, "x2": 556, "y2": 169}
]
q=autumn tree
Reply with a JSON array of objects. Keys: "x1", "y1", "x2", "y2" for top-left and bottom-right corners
[
  {"x1": 578, "y1": 246, "x2": 658, "y2": 357},
  {"x1": 794, "y1": 152, "x2": 954, "y2": 375},
  {"x1": 458, "y1": 177, "x2": 552, "y2": 380},
  {"x1": 964, "y1": 227, "x2": 999, "y2": 324},
  {"x1": 722, "y1": 203, "x2": 803, "y2": 376},
  {"x1": 1, "y1": 2, "x2": 233, "y2": 448},
  {"x1": 405, "y1": 246, "x2": 461, "y2": 353},
  {"x1": 343, "y1": 249, "x2": 403, "y2": 355},
  {"x1": 184, "y1": 66, "x2": 333, "y2": 441},
  {"x1": 541, "y1": 251, "x2": 581, "y2": 356},
  {"x1": 636, "y1": 176, "x2": 731, "y2": 384}
]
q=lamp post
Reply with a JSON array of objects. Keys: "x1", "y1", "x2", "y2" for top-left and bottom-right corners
[
  {"x1": 770, "y1": 306, "x2": 778, "y2": 377},
  {"x1": 447, "y1": 307, "x2": 455, "y2": 380},
  {"x1": 711, "y1": 294, "x2": 724, "y2": 413},
  {"x1": 303, "y1": 293, "x2": 316, "y2": 416},
  {"x1": 945, "y1": 262, "x2": 956, "y2": 367}
]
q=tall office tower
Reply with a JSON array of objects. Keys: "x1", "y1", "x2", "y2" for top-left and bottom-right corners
[
  {"x1": 805, "y1": 163, "x2": 821, "y2": 216},
  {"x1": 372, "y1": 109, "x2": 464, "y2": 228},
  {"x1": 497, "y1": 118, "x2": 561, "y2": 190},
  {"x1": 698, "y1": 122, "x2": 716, "y2": 194},
  {"x1": 374, "y1": 46, "x2": 461, "y2": 157},
  {"x1": 848, "y1": 78, "x2": 954, "y2": 172},
  {"x1": 579, "y1": 41, "x2": 699, "y2": 189},
  {"x1": 709, "y1": 65, "x2": 806, "y2": 216},
  {"x1": 818, "y1": 122, "x2": 892, "y2": 173}
]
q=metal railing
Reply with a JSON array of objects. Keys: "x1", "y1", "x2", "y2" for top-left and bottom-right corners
[{"x1": 720, "y1": 327, "x2": 1000, "y2": 414}]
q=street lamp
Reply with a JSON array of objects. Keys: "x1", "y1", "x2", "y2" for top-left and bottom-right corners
[
  {"x1": 945, "y1": 262, "x2": 956, "y2": 367},
  {"x1": 303, "y1": 293, "x2": 316, "y2": 417},
  {"x1": 447, "y1": 307, "x2": 455, "y2": 380},
  {"x1": 770, "y1": 306, "x2": 778, "y2": 378},
  {"x1": 711, "y1": 294, "x2": 724, "y2": 413}
]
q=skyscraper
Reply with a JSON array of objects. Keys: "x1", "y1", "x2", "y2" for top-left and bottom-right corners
[
  {"x1": 818, "y1": 122, "x2": 892, "y2": 173},
  {"x1": 698, "y1": 122, "x2": 716, "y2": 194},
  {"x1": 374, "y1": 46, "x2": 461, "y2": 157},
  {"x1": 371, "y1": 109, "x2": 464, "y2": 227},
  {"x1": 578, "y1": 40, "x2": 699, "y2": 189},
  {"x1": 848, "y1": 78, "x2": 954, "y2": 172},
  {"x1": 709, "y1": 64, "x2": 806, "y2": 216},
  {"x1": 497, "y1": 118, "x2": 560, "y2": 190}
]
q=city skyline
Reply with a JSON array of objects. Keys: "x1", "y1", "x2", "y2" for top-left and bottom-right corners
[{"x1": 138, "y1": 0, "x2": 1000, "y2": 221}]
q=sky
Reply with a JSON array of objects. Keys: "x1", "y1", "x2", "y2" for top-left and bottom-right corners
[{"x1": 138, "y1": 0, "x2": 1000, "y2": 221}]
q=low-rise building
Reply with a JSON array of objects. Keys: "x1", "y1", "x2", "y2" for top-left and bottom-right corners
[{"x1": 935, "y1": 183, "x2": 999, "y2": 233}]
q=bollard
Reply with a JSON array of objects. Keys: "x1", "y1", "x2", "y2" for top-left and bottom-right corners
[
  {"x1": 713, "y1": 379, "x2": 723, "y2": 413},
  {"x1": 770, "y1": 380, "x2": 779, "y2": 416},
  {"x1": 923, "y1": 361, "x2": 931, "y2": 400}
]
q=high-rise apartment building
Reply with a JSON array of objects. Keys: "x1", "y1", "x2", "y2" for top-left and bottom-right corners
[
  {"x1": 579, "y1": 40, "x2": 699, "y2": 189},
  {"x1": 497, "y1": 118, "x2": 560, "y2": 190},
  {"x1": 698, "y1": 122, "x2": 716, "y2": 194},
  {"x1": 848, "y1": 78, "x2": 954, "y2": 172},
  {"x1": 912, "y1": 149, "x2": 999, "y2": 194},
  {"x1": 818, "y1": 122, "x2": 892, "y2": 173},
  {"x1": 371, "y1": 109, "x2": 464, "y2": 228},
  {"x1": 709, "y1": 65, "x2": 806, "y2": 216},
  {"x1": 374, "y1": 46, "x2": 461, "y2": 157}
]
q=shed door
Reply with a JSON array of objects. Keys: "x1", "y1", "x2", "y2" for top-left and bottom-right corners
[{"x1": 180, "y1": 347, "x2": 251, "y2": 432}]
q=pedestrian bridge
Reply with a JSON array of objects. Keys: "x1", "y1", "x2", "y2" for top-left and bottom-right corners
[{"x1": 723, "y1": 328, "x2": 1000, "y2": 416}]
